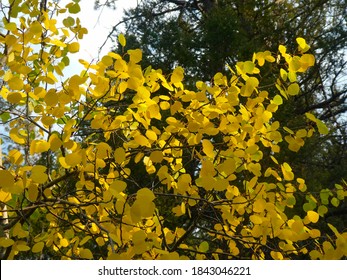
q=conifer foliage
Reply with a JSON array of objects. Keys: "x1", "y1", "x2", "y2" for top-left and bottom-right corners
[{"x1": 0, "y1": 0, "x2": 346, "y2": 259}]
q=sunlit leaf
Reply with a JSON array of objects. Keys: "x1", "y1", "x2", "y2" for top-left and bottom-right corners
[
  {"x1": 8, "y1": 77, "x2": 24, "y2": 91},
  {"x1": 118, "y1": 33, "x2": 126, "y2": 47},
  {"x1": 273, "y1": 95, "x2": 283, "y2": 105},
  {"x1": 137, "y1": 188, "x2": 155, "y2": 202},
  {"x1": 202, "y1": 139, "x2": 214, "y2": 158},
  {"x1": 30, "y1": 165, "x2": 48, "y2": 184},
  {"x1": 0, "y1": 238, "x2": 15, "y2": 248},
  {"x1": 150, "y1": 151, "x2": 164, "y2": 163},
  {"x1": 307, "y1": 210, "x2": 319, "y2": 223},
  {"x1": 68, "y1": 42, "x2": 80, "y2": 53},
  {"x1": 0, "y1": 170, "x2": 15, "y2": 191},
  {"x1": 80, "y1": 248, "x2": 93, "y2": 259},
  {"x1": 287, "y1": 83, "x2": 300, "y2": 96},
  {"x1": 171, "y1": 66, "x2": 184, "y2": 84},
  {"x1": 198, "y1": 241, "x2": 209, "y2": 253}
]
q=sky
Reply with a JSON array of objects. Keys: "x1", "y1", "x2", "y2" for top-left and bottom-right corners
[{"x1": 60, "y1": 0, "x2": 138, "y2": 76}]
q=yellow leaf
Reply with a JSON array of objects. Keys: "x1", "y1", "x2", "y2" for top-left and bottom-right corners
[
  {"x1": 44, "y1": 90, "x2": 59, "y2": 106},
  {"x1": 250, "y1": 215, "x2": 263, "y2": 225},
  {"x1": 109, "y1": 180, "x2": 127, "y2": 194},
  {"x1": 101, "y1": 55, "x2": 113, "y2": 66},
  {"x1": 118, "y1": 33, "x2": 126, "y2": 47},
  {"x1": 96, "y1": 237, "x2": 105, "y2": 247},
  {"x1": 198, "y1": 241, "x2": 209, "y2": 253},
  {"x1": 49, "y1": 134, "x2": 63, "y2": 151},
  {"x1": 281, "y1": 162, "x2": 294, "y2": 181},
  {"x1": 134, "y1": 152, "x2": 144, "y2": 163},
  {"x1": 137, "y1": 86, "x2": 150, "y2": 100},
  {"x1": 296, "y1": 129, "x2": 307, "y2": 138},
  {"x1": 278, "y1": 45, "x2": 286, "y2": 55},
  {"x1": 280, "y1": 68, "x2": 287, "y2": 81},
  {"x1": 32, "y1": 242, "x2": 44, "y2": 253},
  {"x1": 130, "y1": 200, "x2": 142, "y2": 223},
  {"x1": 30, "y1": 21, "x2": 42, "y2": 35},
  {"x1": 137, "y1": 188, "x2": 155, "y2": 202},
  {"x1": 30, "y1": 165, "x2": 48, "y2": 184},
  {"x1": 245, "y1": 144, "x2": 259, "y2": 155},
  {"x1": 96, "y1": 142, "x2": 111, "y2": 159},
  {"x1": 296, "y1": 37, "x2": 307, "y2": 49},
  {"x1": 300, "y1": 54, "x2": 315, "y2": 68},
  {"x1": 128, "y1": 49, "x2": 142, "y2": 63},
  {"x1": 60, "y1": 238, "x2": 69, "y2": 247},
  {"x1": 118, "y1": 81, "x2": 128, "y2": 94},
  {"x1": 132, "y1": 230, "x2": 147, "y2": 245},
  {"x1": 273, "y1": 94, "x2": 283, "y2": 105},
  {"x1": 146, "y1": 130, "x2": 158, "y2": 141},
  {"x1": 80, "y1": 248, "x2": 93, "y2": 259},
  {"x1": 0, "y1": 238, "x2": 15, "y2": 248},
  {"x1": 241, "y1": 77, "x2": 259, "y2": 97},
  {"x1": 160, "y1": 101, "x2": 170, "y2": 110},
  {"x1": 65, "y1": 152, "x2": 82, "y2": 167},
  {"x1": 7, "y1": 91, "x2": 24, "y2": 104},
  {"x1": 80, "y1": 236, "x2": 92, "y2": 246},
  {"x1": 287, "y1": 83, "x2": 300, "y2": 96},
  {"x1": 307, "y1": 210, "x2": 319, "y2": 223},
  {"x1": 305, "y1": 113, "x2": 329, "y2": 134},
  {"x1": 134, "y1": 134, "x2": 150, "y2": 147},
  {"x1": 16, "y1": 244, "x2": 31, "y2": 251},
  {"x1": 309, "y1": 229, "x2": 321, "y2": 239},
  {"x1": 28, "y1": 184, "x2": 39, "y2": 202},
  {"x1": 202, "y1": 139, "x2": 214, "y2": 158},
  {"x1": 253, "y1": 198, "x2": 266, "y2": 213},
  {"x1": 172, "y1": 204, "x2": 184, "y2": 217},
  {"x1": 114, "y1": 147, "x2": 126, "y2": 164},
  {"x1": 243, "y1": 61, "x2": 255, "y2": 74},
  {"x1": 180, "y1": 202, "x2": 186, "y2": 214},
  {"x1": 0, "y1": 190, "x2": 12, "y2": 203},
  {"x1": 233, "y1": 196, "x2": 248, "y2": 214},
  {"x1": 150, "y1": 151, "x2": 164, "y2": 163},
  {"x1": 8, "y1": 77, "x2": 24, "y2": 91},
  {"x1": 4, "y1": 22, "x2": 17, "y2": 31},
  {"x1": 270, "y1": 251, "x2": 283, "y2": 260},
  {"x1": 50, "y1": 38, "x2": 67, "y2": 47},
  {"x1": 0, "y1": 170, "x2": 15, "y2": 191},
  {"x1": 316, "y1": 119, "x2": 329, "y2": 135},
  {"x1": 296, "y1": 37, "x2": 310, "y2": 52},
  {"x1": 171, "y1": 66, "x2": 184, "y2": 84},
  {"x1": 291, "y1": 219, "x2": 304, "y2": 232},
  {"x1": 30, "y1": 140, "x2": 50, "y2": 155},
  {"x1": 247, "y1": 162, "x2": 261, "y2": 177},
  {"x1": 288, "y1": 72, "x2": 297, "y2": 82}
]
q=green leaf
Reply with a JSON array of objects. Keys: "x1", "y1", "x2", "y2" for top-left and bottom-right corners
[
  {"x1": 68, "y1": 3, "x2": 80, "y2": 14},
  {"x1": 198, "y1": 241, "x2": 209, "y2": 253},
  {"x1": 63, "y1": 16, "x2": 75, "y2": 27},
  {"x1": 331, "y1": 197, "x2": 340, "y2": 207},
  {"x1": 287, "y1": 83, "x2": 300, "y2": 96},
  {"x1": 273, "y1": 95, "x2": 283, "y2": 105},
  {"x1": 316, "y1": 119, "x2": 329, "y2": 134},
  {"x1": 0, "y1": 112, "x2": 11, "y2": 122}
]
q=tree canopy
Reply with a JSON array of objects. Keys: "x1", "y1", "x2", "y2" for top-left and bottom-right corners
[
  {"x1": 0, "y1": 0, "x2": 347, "y2": 260},
  {"x1": 102, "y1": 0, "x2": 347, "y2": 225}
]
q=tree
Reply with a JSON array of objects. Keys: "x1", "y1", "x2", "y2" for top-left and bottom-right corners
[
  {"x1": 100, "y1": 0, "x2": 347, "y2": 220},
  {"x1": 0, "y1": 0, "x2": 347, "y2": 260}
]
